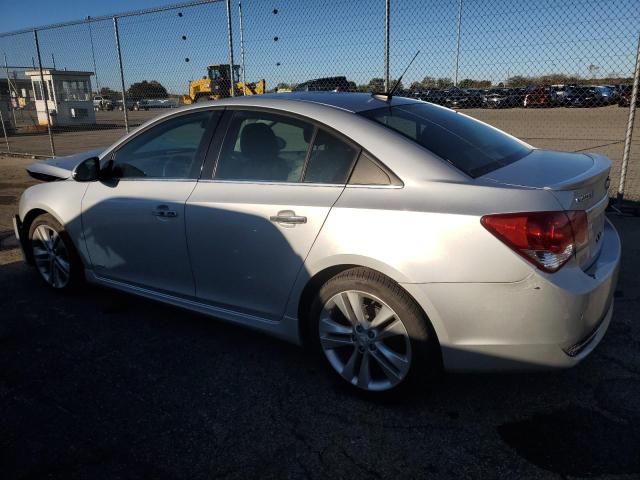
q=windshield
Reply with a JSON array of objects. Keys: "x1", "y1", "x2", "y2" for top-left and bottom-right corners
[{"x1": 360, "y1": 103, "x2": 531, "y2": 177}]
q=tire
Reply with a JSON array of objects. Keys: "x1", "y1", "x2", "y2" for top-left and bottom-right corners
[
  {"x1": 308, "y1": 267, "x2": 440, "y2": 395},
  {"x1": 28, "y1": 213, "x2": 83, "y2": 291}
]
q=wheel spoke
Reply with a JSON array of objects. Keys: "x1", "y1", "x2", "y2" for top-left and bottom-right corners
[
  {"x1": 369, "y1": 305, "x2": 395, "y2": 329},
  {"x1": 54, "y1": 256, "x2": 70, "y2": 275},
  {"x1": 319, "y1": 316, "x2": 352, "y2": 336},
  {"x1": 50, "y1": 256, "x2": 59, "y2": 287},
  {"x1": 342, "y1": 347, "x2": 360, "y2": 381},
  {"x1": 333, "y1": 293, "x2": 357, "y2": 326},
  {"x1": 376, "y1": 318, "x2": 406, "y2": 341},
  {"x1": 345, "y1": 291, "x2": 367, "y2": 326},
  {"x1": 320, "y1": 334, "x2": 354, "y2": 350},
  {"x1": 357, "y1": 352, "x2": 371, "y2": 389},
  {"x1": 372, "y1": 343, "x2": 409, "y2": 382}
]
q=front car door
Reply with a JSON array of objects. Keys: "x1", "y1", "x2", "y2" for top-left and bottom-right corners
[
  {"x1": 82, "y1": 109, "x2": 221, "y2": 296},
  {"x1": 186, "y1": 109, "x2": 360, "y2": 320}
]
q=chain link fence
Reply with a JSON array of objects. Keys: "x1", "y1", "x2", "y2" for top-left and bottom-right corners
[{"x1": 0, "y1": 0, "x2": 639, "y2": 204}]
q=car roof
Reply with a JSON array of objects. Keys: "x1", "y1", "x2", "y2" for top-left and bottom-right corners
[{"x1": 211, "y1": 92, "x2": 417, "y2": 113}]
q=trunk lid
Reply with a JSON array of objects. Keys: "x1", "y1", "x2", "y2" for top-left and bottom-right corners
[
  {"x1": 481, "y1": 149, "x2": 611, "y2": 270},
  {"x1": 26, "y1": 148, "x2": 104, "y2": 181}
]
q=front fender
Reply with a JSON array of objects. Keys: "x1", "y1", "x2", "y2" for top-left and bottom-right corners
[{"x1": 19, "y1": 180, "x2": 90, "y2": 267}]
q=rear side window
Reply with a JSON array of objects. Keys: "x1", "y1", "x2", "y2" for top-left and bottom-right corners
[
  {"x1": 360, "y1": 103, "x2": 531, "y2": 177},
  {"x1": 303, "y1": 129, "x2": 357, "y2": 184},
  {"x1": 349, "y1": 152, "x2": 394, "y2": 185}
]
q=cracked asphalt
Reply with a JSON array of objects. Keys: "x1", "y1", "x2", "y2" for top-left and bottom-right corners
[{"x1": 1, "y1": 155, "x2": 639, "y2": 479}]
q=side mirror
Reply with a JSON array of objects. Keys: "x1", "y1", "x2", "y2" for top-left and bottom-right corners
[{"x1": 72, "y1": 156, "x2": 101, "y2": 182}]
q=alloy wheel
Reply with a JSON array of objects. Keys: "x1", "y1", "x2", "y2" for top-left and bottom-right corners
[
  {"x1": 319, "y1": 290, "x2": 412, "y2": 391},
  {"x1": 31, "y1": 224, "x2": 71, "y2": 289}
]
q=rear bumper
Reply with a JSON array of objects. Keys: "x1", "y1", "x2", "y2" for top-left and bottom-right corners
[{"x1": 403, "y1": 218, "x2": 621, "y2": 372}]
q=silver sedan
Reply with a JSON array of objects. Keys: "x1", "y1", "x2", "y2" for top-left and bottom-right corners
[{"x1": 14, "y1": 92, "x2": 620, "y2": 393}]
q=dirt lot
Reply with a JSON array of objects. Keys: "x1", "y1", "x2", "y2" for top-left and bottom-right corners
[
  {"x1": 4, "y1": 104, "x2": 640, "y2": 200},
  {"x1": 0, "y1": 155, "x2": 639, "y2": 479}
]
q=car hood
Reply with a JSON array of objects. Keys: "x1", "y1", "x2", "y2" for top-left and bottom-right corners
[{"x1": 26, "y1": 148, "x2": 104, "y2": 181}]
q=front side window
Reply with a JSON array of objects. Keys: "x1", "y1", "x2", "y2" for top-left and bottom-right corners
[
  {"x1": 360, "y1": 103, "x2": 531, "y2": 177},
  {"x1": 215, "y1": 111, "x2": 313, "y2": 182},
  {"x1": 109, "y1": 110, "x2": 217, "y2": 179}
]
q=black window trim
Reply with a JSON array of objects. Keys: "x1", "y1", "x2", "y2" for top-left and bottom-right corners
[{"x1": 202, "y1": 106, "x2": 402, "y2": 187}]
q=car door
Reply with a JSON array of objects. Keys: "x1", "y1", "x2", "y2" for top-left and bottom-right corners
[
  {"x1": 186, "y1": 109, "x2": 360, "y2": 320},
  {"x1": 82, "y1": 109, "x2": 221, "y2": 296}
]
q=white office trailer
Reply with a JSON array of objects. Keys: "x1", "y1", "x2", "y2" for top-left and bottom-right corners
[{"x1": 25, "y1": 69, "x2": 96, "y2": 127}]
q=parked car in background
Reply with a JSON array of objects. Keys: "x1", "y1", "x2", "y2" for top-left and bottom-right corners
[
  {"x1": 482, "y1": 88, "x2": 519, "y2": 108},
  {"x1": 115, "y1": 97, "x2": 144, "y2": 111},
  {"x1": 138, "y1": 98, "x2": 179, "y2": 109},
  {"x1": 617, "y1": 85, "x2": 639, "y2": 107},
  {"x1": 595, "y1": 86, "x2": 616, "y2": 105},
  {"x1": 563, "y1": 86, "x2": 610, "y2": 107},
  {"x1": 419, "y1": 89, "x2": 448, "y2": 105},
  {"x1": 17, "y1": 92, "x2": 620, "y2": 394},
  {"x1": 523, "y1": 87, "x2": 555, "y2": 107},
  {"x1": 93, "y1": 96, "x2": 113, "y2": 111},
  {"x1": 443, "y1": 88, "x2": 484, "y2": 108},
  {"x1": 293, "y1": 76, "x2": 353, "y2": 92}
]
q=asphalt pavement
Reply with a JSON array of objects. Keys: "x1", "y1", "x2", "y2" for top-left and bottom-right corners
[{"x1": 0, "y1": 156, "x2": 639, "y2": 479}]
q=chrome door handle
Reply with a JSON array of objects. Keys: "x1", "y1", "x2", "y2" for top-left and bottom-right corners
[
  {"x1": 269, "y1": 210, "x2": 307, "y2": 225},
  {"x1": 152, "y1": 205, "x2": 178, "y2": 218}
]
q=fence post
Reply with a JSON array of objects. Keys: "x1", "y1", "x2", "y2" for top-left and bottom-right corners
[
  {"x1": 384, "y1": 0, "x2": 390, "y2": 91},
  {"x1": 113, "y1": 16, "x2": 129, "y2": 134},
  {"x1": 454, "y1": 0, "x2": 463, "y2": 87},
  {"x1": 238, "y1": 1, "x2": 247, "y2": 95},
  {"x1": 225, "y1": 0, "x2": 235, "y2": 96},
  {"x1": 617, "y1": 33, "x2": 640, "y2": 207},
  {"x1": 0, "y1": 110, "x2": 10, "y2": 153},
  {"x1": 33, "y1": 28, "x2": 56, "y2": 157},
  {"x1": 87, "y1": 16, "x2": 100, "y2": 92}
]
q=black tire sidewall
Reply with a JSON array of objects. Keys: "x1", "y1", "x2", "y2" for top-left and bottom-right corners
[{"x1": 28, "y1": 213, "x2": 83, "y2": 291}]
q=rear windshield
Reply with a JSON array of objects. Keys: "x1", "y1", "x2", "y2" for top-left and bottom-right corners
[{"x1": 360, "y1": 103, "x2": 531, "y2": 177}]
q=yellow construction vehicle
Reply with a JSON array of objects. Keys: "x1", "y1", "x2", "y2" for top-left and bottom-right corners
[{"x1": 183, "y1": 64, "x2": 265, "y2": 104}]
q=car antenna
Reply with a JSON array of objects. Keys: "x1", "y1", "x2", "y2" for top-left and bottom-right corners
[{"x1": 374, "y1": 50, "x2": 420, "y2": 102}]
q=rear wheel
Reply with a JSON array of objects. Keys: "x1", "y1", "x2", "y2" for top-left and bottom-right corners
[
  {"x1": 28, "y1": 214, "x2": 82, "y2": 290},
  {"x1": 309, "y1": 268, "x2": 439, "y2": 394}
]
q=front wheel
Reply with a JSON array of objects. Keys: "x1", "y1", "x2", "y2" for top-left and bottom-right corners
[
  {"x1": 28, "y1": 213, "x2": 83, "y2": 290},
  {"x1": 309, "y1": 268, "x2": 439, "y2": 394}
]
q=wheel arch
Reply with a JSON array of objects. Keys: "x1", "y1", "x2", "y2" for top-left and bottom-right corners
[{"x1": 20, "y1": 207, "x2": 83, "y2": 269}]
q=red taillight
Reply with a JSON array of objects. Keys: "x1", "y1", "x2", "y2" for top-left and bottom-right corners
[{"x1": 481, "y1": 211, "x2": 588, "y2": 272}]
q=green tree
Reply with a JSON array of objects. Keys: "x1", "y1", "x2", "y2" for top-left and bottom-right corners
[
  {"x1": 127, "y1": 80, "x2": 168, "y2": 99},
  {"x1": 367, "y1": 78, "x2": 385, "y2": 92},
  {"x1": 459, "y1": 78, "x2": 492, "y2": 89},
  {"x1": 435, "y1": 77, "x2": 453, "y2": 89},
  {"x1": 420, "y1": 76, "x2": 437, "y2": 89},
  {"x1": 98, "y1": 86, "x2": 118, "y2": 98}
]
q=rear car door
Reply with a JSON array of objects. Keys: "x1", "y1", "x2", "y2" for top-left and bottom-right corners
[
  {"x1": 186, "y1": 109, "x2": 360, "y2": 320},
  {"x1": 82, "y1": 109, "x2": 220, "y2": 296}
]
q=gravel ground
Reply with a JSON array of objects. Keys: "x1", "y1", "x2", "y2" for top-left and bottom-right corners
[{"x1": 0, "y1": 156, "x2": 639, "y2": 479}]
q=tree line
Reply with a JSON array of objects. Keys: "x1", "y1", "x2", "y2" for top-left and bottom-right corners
[{"x1": 96, "y1": 73, "x2": 635, "y2": 99}]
